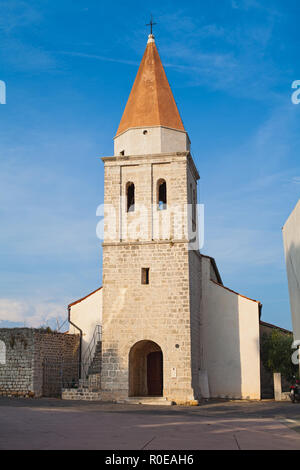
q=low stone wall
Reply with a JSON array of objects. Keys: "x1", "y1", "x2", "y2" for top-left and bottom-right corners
[
  {"x1": 281, "y1": 392, "x2": 291, "y2": 401},
  {"x1": 34, "y1": 331, "x2": 80, "y2": 397},
  {"x1": 0, "y1": 328, "x2": 79, "y2": 398},
  {"x1": 62, "y1": 389, "x2": 102, "y2": 401},
  {"x1": 0, "y1": 329, "x2": 35, "y2": 397}
]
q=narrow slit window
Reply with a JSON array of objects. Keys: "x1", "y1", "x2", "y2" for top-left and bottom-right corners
[
  {"x1": 127, "y1": 182, "x2": 135, "y2": 212},
  {"x1": 141, "y1": 268, "x2": 150, "y2": 285},
  {"x1": 157, "y1": 179, "x2": 167, "y2": 210},
  {"x1": 192, "y1": 188, "x2": 197, "y2": 231}
]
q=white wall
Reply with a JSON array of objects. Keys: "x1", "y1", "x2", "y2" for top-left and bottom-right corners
[
  {"x1": 114, "y1": 126, "x2": 190, "y2": 156},
  {"x1": 69, "y1": 288, "x2": 102, "y2": 360},
  {"x1": 200, "y1": 257, "x2": 261, "y2": 399},
  {"x1": 283, "y1": 200, "x2": 300, "y2": 342}
]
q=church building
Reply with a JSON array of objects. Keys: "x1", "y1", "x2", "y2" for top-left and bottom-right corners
[{"x1": 68, "y1": 32, "x2": 262, "y2": 403}]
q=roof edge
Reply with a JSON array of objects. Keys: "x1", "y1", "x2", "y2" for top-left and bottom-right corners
[
  {"x1": 201, "y1": 254, "x2": 223, "y2": 284},
  {"x1": 260, "y1": 320, "x2": 292, "y2": 335},
  {"x1": 68, "y1": 287, "x2": 102, "y2": 308},
  {"x1": 210, "y1": 279, "x2": 261, "y2": 305}
]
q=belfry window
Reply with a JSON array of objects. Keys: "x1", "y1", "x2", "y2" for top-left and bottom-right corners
[
  {"x1": 126, "y1": 182, "x2": 135, "y2": 212},
  {"x1": 157, "y1": 179, "x2": 167, "y2": 210}
]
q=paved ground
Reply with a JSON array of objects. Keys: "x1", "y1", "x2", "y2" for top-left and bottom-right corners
[{"x1": 1, "y1": 398, "x2": 300, "y2": 450}]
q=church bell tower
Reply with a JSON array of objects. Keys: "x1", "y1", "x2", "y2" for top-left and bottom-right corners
[{"x1": 101, "y1": 32, "x2": 201, "y2": 403}]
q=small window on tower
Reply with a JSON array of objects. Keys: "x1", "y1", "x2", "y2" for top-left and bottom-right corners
[
  {"x1": 157, "y1": 179, "x2": 167, "y2": 210},
  {"x1": 141, "y1": 268, "x2": 150, "y2": 285},
  {"x1": 126, "y1": 182, "x2": 135, "y2": 212}
]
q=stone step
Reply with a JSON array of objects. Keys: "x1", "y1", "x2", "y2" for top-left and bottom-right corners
[
  {"x1": 62, "y1": 388, "x2": 102, "y2": 401},
  {"x1": 78, "y1": 380, "x2": 89, "y2": 387},
  {"x1": 118, "y1": 396, "x2": 174, "y2": 406}
]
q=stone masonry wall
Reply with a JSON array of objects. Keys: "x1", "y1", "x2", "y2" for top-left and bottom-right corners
[
  {"x1": 101, "y1": 152, "x2": 200, "y2": 402},
  {"x1": 34, "y1": 331, "x2": 80, "y2": 397},
  {"x1": 102, "y1": 241, "x2": 194, "y2": 401},
  {"x1": 0, "y1": 328, "x2": 35, "y2": 397},
  {"x1": 0, "y1": 328, "x2": 79, "y2": 398}
]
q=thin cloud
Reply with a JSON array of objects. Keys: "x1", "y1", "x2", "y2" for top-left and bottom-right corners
[
  {"x1": 152, "y1": 8, "x2": 283, "y2": 101},
  {"x1": 0, "y1": 38, "x2": 56, "y2": 72},
  {"x1": 0, "y1": 1, "x2": 41, "y2": 34},
  {"x1": 58, "y1": 51, "x2": 139, "y2": 67},
  {"x1": 0, "y1": 298, "x2": 66, "y2": 329},
  {"x1": 0, "y1": 2, "x2": 55, "y2": 72}
]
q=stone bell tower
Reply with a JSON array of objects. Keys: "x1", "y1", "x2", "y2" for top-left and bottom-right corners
[{"x1": 100, "y1": 33, "x2": 202, "y2": 403}]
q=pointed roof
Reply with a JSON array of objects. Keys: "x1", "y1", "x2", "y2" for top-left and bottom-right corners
[{"x1": 116, "y1": 34, "x2": 185, "y2": 137}]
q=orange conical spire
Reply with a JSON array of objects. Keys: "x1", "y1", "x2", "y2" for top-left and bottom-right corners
[{"x1": 116, "y1": 34, "x2": 185, "y2": 137}]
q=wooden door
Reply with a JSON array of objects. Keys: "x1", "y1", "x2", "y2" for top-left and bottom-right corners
[{"x1": 147, "y1": 351, "x2": 163, "y2": 396}]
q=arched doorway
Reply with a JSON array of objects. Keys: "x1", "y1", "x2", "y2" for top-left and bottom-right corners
[{"x1": 129, "y1": 340, "x2": 163, "y2": 397}]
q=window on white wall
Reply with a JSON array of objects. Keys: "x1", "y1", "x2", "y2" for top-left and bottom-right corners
[{"x1": 0, "y1": 340, "x2": 6, "y2": 365}]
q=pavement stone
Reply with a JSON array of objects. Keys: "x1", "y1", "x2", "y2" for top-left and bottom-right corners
[{"x1": 1, "y1": 398, "x2": 300, "y2": 450}]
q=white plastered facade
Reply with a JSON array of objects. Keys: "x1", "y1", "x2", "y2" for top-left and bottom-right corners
[
  {"x1": 200, "y1": 256, "x2": 261, "y2": 400},
  {"x1": 114, "y1": 126, "x2": 190, "y2": 156},
  {"x1": 283, "y1": 199, "x2": 300, "y2": 342},
  {"x1": 69, "y1": 288, "x2": 103, "y2": 359}
]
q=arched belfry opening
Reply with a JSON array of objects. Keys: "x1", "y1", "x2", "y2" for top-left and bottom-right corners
[
  {"x1": 129, "y1": 340, "x2": 163, "y2": 397},
  {"x1": 157, "y1": 179, "x2": 167, "y2": 210},
  {"x1": 126, "y1": 182, "x2": 135, "y2": 212}
]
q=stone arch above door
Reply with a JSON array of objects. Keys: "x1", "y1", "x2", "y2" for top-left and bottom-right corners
[{"x1": 129, "y1": 340, "x2": 163, "y2": 397}]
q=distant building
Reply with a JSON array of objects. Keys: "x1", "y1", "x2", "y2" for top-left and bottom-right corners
[{"x1": 283, "y1": 200, "x2": 300, "y2": 342}]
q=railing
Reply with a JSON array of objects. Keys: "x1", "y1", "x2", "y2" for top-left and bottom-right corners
[{"x1": 81, "y1": 325, "x2": 102, "y2": 380}]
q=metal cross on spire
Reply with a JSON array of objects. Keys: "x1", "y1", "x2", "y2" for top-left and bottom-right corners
[{"x1": 146, "y1": 15, "x2": 157, "y2": 35}]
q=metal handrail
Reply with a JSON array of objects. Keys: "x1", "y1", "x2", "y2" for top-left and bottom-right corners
[{"x1": 82, "y1": 325, "x2": 102, "y2": 378}]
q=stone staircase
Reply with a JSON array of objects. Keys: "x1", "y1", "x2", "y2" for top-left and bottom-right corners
[
  {"x1": 87, "y1": 340, "x2": 102, "y2": 375},
  {"x1": 62, "y1": 387, "x2": 102, "y2": 401},
  {"x1": 62, "y1": 335, "x2": 102, "y2": 401},
  {"x1": 62, "y1": 373, "x2": 102, "y2": 401}
]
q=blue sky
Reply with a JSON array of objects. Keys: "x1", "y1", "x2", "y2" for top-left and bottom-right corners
[{"x1": 0, "y1": 0, "x2": 299, "y2": 330}]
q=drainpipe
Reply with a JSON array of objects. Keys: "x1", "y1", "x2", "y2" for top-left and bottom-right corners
[
  {"x1": 68, "y1": 306, "x2": 82, "y2": 379},
  {"x1": 258, "y1": 302, "x2": 263, "y2": 320}
]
